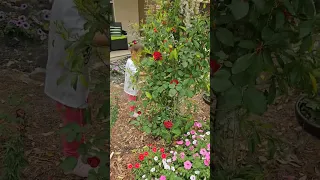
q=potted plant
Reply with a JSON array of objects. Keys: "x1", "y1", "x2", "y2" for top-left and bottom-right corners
[{"x1": 295, "y1": 94, "x2": 320, "y2": 138}]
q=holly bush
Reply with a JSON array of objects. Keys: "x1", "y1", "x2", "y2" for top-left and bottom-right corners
[
  {"x1": 130, "y1": 0, "x2": 210, "y2": 143},
  {"x1": 55, "y1": 0, "x2": 110, "y2": 179},
  {"x1": 211, "y1": 0, "x2": 320, "y2": 178}
]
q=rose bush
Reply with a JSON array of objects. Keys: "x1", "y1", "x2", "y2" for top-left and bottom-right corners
[
  {"x1": 130, "y1": 0, "x2": 210, "y2": 143},
  {"x1": 212, "y1": 0, "x2": 320, "y2": 178},
  {"x1": 128, "y1": 119, "x2": 210, "y2": 179}
]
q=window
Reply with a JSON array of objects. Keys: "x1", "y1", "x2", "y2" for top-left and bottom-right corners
[{"x1": 110, "y1": 0, "x2": 115, "y2": 23}]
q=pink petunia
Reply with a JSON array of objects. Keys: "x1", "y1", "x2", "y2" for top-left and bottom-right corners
[
  {"x1": 192, "y1": 135, "x2": 196, "y2": 139},
  {"x1": 189, "y1": 146, "x2": 194, "y2": 151},
  {"x1": 200, "y1": 148, "x2": 207, "y2": 156},
  {"x1": 160, "y1": 175, "x2": 166, "y2": 180},
  {"x1": 207, "y1": 143, "x2": 210, "y2": 150},
  {"x1": 204, "y1": 159, "x2": 210, "y2": 166},
  {"x1": 205, "y1": 153, "x2": 210, "y2": 160},
  {"x1": 180, "y1": 152, "x2": 185, "y2": 159},
  {"x1": 185, "y1": 140, "x2": 191, "y2": 147},
  {"x1": 172, "y1": 155, "x2": 177, "y2": 161},
  {"x1": 190, "y1": 130, "x2": 196, "y2": 135},
  {"x1": 176, "y1": 140, "x2": 183, "y2": 145},
  {"x1": 184, "y1": 160, "x2": 193, "y2": 170},
  {"x1": 193, "y1": 153, "x2": 199, "y2": 158},
  {"x1": 198, "y1": 130, "x2": 203, "y2": 133},
  {"x1": 194, "y1": 122, "x2": 202, "y2": 128}
]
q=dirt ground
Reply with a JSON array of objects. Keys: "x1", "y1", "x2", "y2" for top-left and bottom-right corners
[{"x1": 0, "y1": 68, "x2": 319, "y2": 180}]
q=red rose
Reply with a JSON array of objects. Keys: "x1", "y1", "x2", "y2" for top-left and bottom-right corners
[
  {"x1": 161, "y1": 153, "x2": 166, "y2": 159},
  {"x1": 135, "y1": 163, "x2": 140, "y2": 168},
  {"x1": 152, "y1": 147, "x2": 157, "y2": 152},
  {"x1": 160, "y1": 148, "x2": 165, "y2": 153},
  {"x1": 87, "y1": 156, "x2": 100, "y2": 168},
  {"x1": 170, "y1": 79, "x2": 179, "y2": 85},
  {"x1": 144, "y1": 151, "x2": 149, "y2": 156},
  {"x1": 163, "y1": 120, "x2": 173, "y2": 129},
  {"x1": 127, "y1": 164, "x2": 133, "y2": 169},
  {"x1": 139, "y1": 154, "x2": 145, "y2": 161},
  {"x1": 153, "y1": 28, "x2": 158, "y2": 32},
  {"x1": 153, "y1": 51, "x2": 162, "y2": 61},
  {"x1": 137, "y1": 111, "x2": 142, "y2": 115},
  {"x1": 210, "y1": 60, "x2": 221, "y2": 73},
  {"x1": 132, "y1": 40, "x2": 137, "y2": 44}
]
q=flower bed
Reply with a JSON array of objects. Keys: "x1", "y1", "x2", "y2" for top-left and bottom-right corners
[{"x1": 128, "y1": 120, "x2": 210, "y2": 180}]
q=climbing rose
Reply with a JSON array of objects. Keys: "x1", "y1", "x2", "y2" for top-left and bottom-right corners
[
  {"x1": 161, "y1": 153, "x2": 167, "y2": 159},
  {"x1": 163, "y1": 120, "x2": 173, "y2": 129},
  {"x1": 153, "y1": 51, "x2": 162, "y2": 61},
  {"x1": 170, "y1": 79, "x2": 179, "y2": 85},
  {"x1": 144, "y1": 151, "x2": 149, "y2": 156},
  {"x1": 127, "y1": 164, "x2": 133, "y2": 169},
  {"x1": 87, "y1": 156, "x2": 100, "y2": 168},
  {"x1": 139, "y1": 154, "x2": 145, "y2": 161},
  {"x1": 210, "y1": 59, "x2": 221, "y2": 73},
  {"x1": 152, "y1": 147, "x2": 157, "y2": 152}
]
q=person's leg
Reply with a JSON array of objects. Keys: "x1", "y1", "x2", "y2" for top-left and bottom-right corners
[
  {"x1": 127, "y1": 94, "x2": 137, "y2": 112},
  {"x1": 56, "y1": 101, "x2": 85, "y2": 158}
]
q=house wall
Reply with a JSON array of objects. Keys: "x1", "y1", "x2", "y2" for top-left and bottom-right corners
[{"x1": 113, "y1": 0, "x2": 139, "y2": 42}]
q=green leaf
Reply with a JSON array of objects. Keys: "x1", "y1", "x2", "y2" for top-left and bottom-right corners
[
  {"x1": 228, "y1": 0, "x2": 249, "y2": 20},
  {"x1": 267, "y1": 79, "x2": 276, "y2": 104},
  {"x1": 142, "y1": 125, "x2": 151, "y2": 134},
  {"x1": 252, "y1": 0, "x2": 265, "y2": 12},
  {"x1": 169, "y1": 89, "x2": 177, "y2": 97},
  {"x1": 182, "y1": 61, "x2": 188, "y2": 68},
  {"x1": 243, "y1": 86, "x2": 267, "y2": 115},
  {"x1": 222, "y1": 87, "x2": 242, "y2": 108},
  {"x1": 268, "y1": 139, "x2": 276, "y2": 158},
  {"x1": 60, "y1": 156, "x2": 77, "y2": 172},
  {"x1": 214, "y1": 69, "x2": 231, "y2": 79},
  {"x1": 172, "y1": 129, "x2": 181, "y2": 135},
  {"x1": 248, "y1": 137, "x2": 256, "y2": 153},
  {"x1": 66, "y1": 132, "x2": 77, "y2": 142},
  {"x1": 300, "y1": 34, "x2": 313, "y2": 53},
  {"x1": 57, "y1": 74, "x2": 68, "y2": 86},
  {"x1": 216, "y1": 28, "x2": 234, "y2": 46},
  {"x1": 261, "y1": 27, "x2": 274, "y2": 41},
  {"x1": 275, "y1": 11, "x2": 285, "y2": 30},
  {"x1": 262, "y1": 49, "x2": 275, "y2": 71},
  {"x1": 299, "y1": 20, "x2": 313, "y2": 38},
  {"x1": 71, "y1": 75, "x2": 78, "y2": 91},
  {"x1": 238, "y1": 40, "x2": 256, "y2": 49},
  {"x1": 145, "y1": 92, "x2": 152, "y2": 99},
  {"x1": 211, "y1": 77, "x2": 233, "y2": 93},
  {"x1": 231, "y1": 53, "x2": 254, "y2": 74},
  {"x1": 303, "y1": 0, "x2": 315, "y2": 18}
]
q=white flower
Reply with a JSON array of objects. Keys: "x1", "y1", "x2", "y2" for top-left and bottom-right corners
[
  {"x1": 171, "y1": 166, "x2": 175, "y2": 171},
  {"x1": 170, "y1": 151, "x2": 173, "y2": 154},
  {"x1": 159, "y1": 162, "x2": 161, "y2": 166},
  {"x1": 142, "y1": 175, "x2": 146, "y2": 178},
  {"x1": 200, "y1": 135, "x2": 205, "y2": 138},
  {"x1": 162, "y1": 159, "x2": 167, "y2": 163},
  {"x1": 174, "y1": 151, "x2": 177, "y2": 155},
  {"x1": 195, "y1": 171, "x2": 200, "y2": 175},
  {"x1": 164, "y1": 164, "x2": 170, "y2": 170},
  {"x1": 187, "y1": 132, "x2": 190, "y2": 135},
  {"x1": 190, "y1": 175, "x2": 196, "y2": 180},
  {"x1": 193, "y1": 140, "x2": 197, "y2": 145},
  {"x1": 206, "y1": 131, "x2": 210, "y2": 135},
  {"x1": 150, "y1": 167, "x2": 156, "y2": 172},
  {"x1": 154, "y1": 156, "x2": 158, "y2": 161},
  {"x1": 167, "y1": 158, "x2": 172, "y2": 163},
  {"x1": 185, "y1": 139, "x2": 189, "y2": 142}
]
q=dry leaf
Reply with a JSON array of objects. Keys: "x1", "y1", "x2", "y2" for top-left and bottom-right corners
[{"x1": 42, "y1": 131, "x2": 54, "y2": 136}]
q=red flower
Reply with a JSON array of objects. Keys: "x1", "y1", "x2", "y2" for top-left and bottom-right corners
[
  {"x1": 163, "y1": 39, "x2": 167, "y2": 43},
  {"x1": 87, "y1": 156, "x2": 100, "y2": 168},
  {"x1": 170, "y1": 79, "x2": 179, "y2": 85},
  {"x1": 127, "y1": 164, "x2": 133, "y2": 169},
  {"x1": 163, "y1": 120, "x2": 173, "y2": 129},
  {"x1": 144, "y1": 151, "x2": 149, "y2": 156},
  {"x1": 152, "y1": 147, "x2": 157, "y2": 152},
  {"x1": 137, "y1": 111, "x2": 142, "y2": 115},
  {"x1": 153, "y1": 51, "x2": 163, "y2": 61},
  {"x1": 139, "y1": 154, "x2": 144, "y2": 161},
  {"x1": 171, "y1": 27, "x2": 176, "y2": 33},
  {"x1": 210, "y1": 60, "x2": 221, "y2": 73},
  {"x1": 162, "y1": 21, "x2": 166, "y2": 25},
  {"x1": 147, "y1": 144, "x2": 153, "y2": 147},
  {"x1": 132, "y1": 40, "x2": 137, "y2": 44},
  {"x1": 135, "y1": 163, "x2": 140, "y2": 168},
  {"x1": 160, "y1": 148, "x2": 165, "y2": 153},
  {"x1": 161, "y1": 153, "x2": 166, "y2": 159},
  {"x1": 153, "y1": 28, "x2": 158, "y2": 32}
]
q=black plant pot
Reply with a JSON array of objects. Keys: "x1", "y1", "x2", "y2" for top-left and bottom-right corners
[
  {"x1": 202, "y1": 93, "x2": 211, "y2": 105},
  {"x1": 295, "y1": 96, "x2": 320, "y2": 139}
]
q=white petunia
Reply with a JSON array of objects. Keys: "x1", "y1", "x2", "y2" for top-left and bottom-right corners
[
  {"x1": 195, "y1": 170, "x2": 200, "y2": 175},
  {"x1": 193, "y1": 140, "x2": 197, "y2": 145},
  {"x1": 167, "y1": 158, "x2": 172, "y2": 163},
  {"x1": 171, "y1": 166, "x2": 175, "y2": 171},
  {"x1": 154, "y1": 156, "x2": 158, "y2": 161},
  {"x1": 190, "y1": 175, "x2": 196, "y2": 180},
  {"x1": 170, "y1": 151, "x2": 173, "y2": 154},
  {"x1": 187, "y1": 132, "x2": 190, "y2": 135},
  {"x1": 142, "y1": 175, "x2": 146, "y2": 178},
  {"x1": 164, "y1": 164, "x2": 170, "y2": 170},
  {"x1": 162, "y1": 159, "x2": 167, "y2": 163},
  {"x1": 174, "y1": 151, "x2": 177, "y2": 155},
  {"x1": 206, "y1": 131, "x2": 210, "y2": 135},
  {"x1": 150, "y1": 167, "x2": 156, "y2": 172}
]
